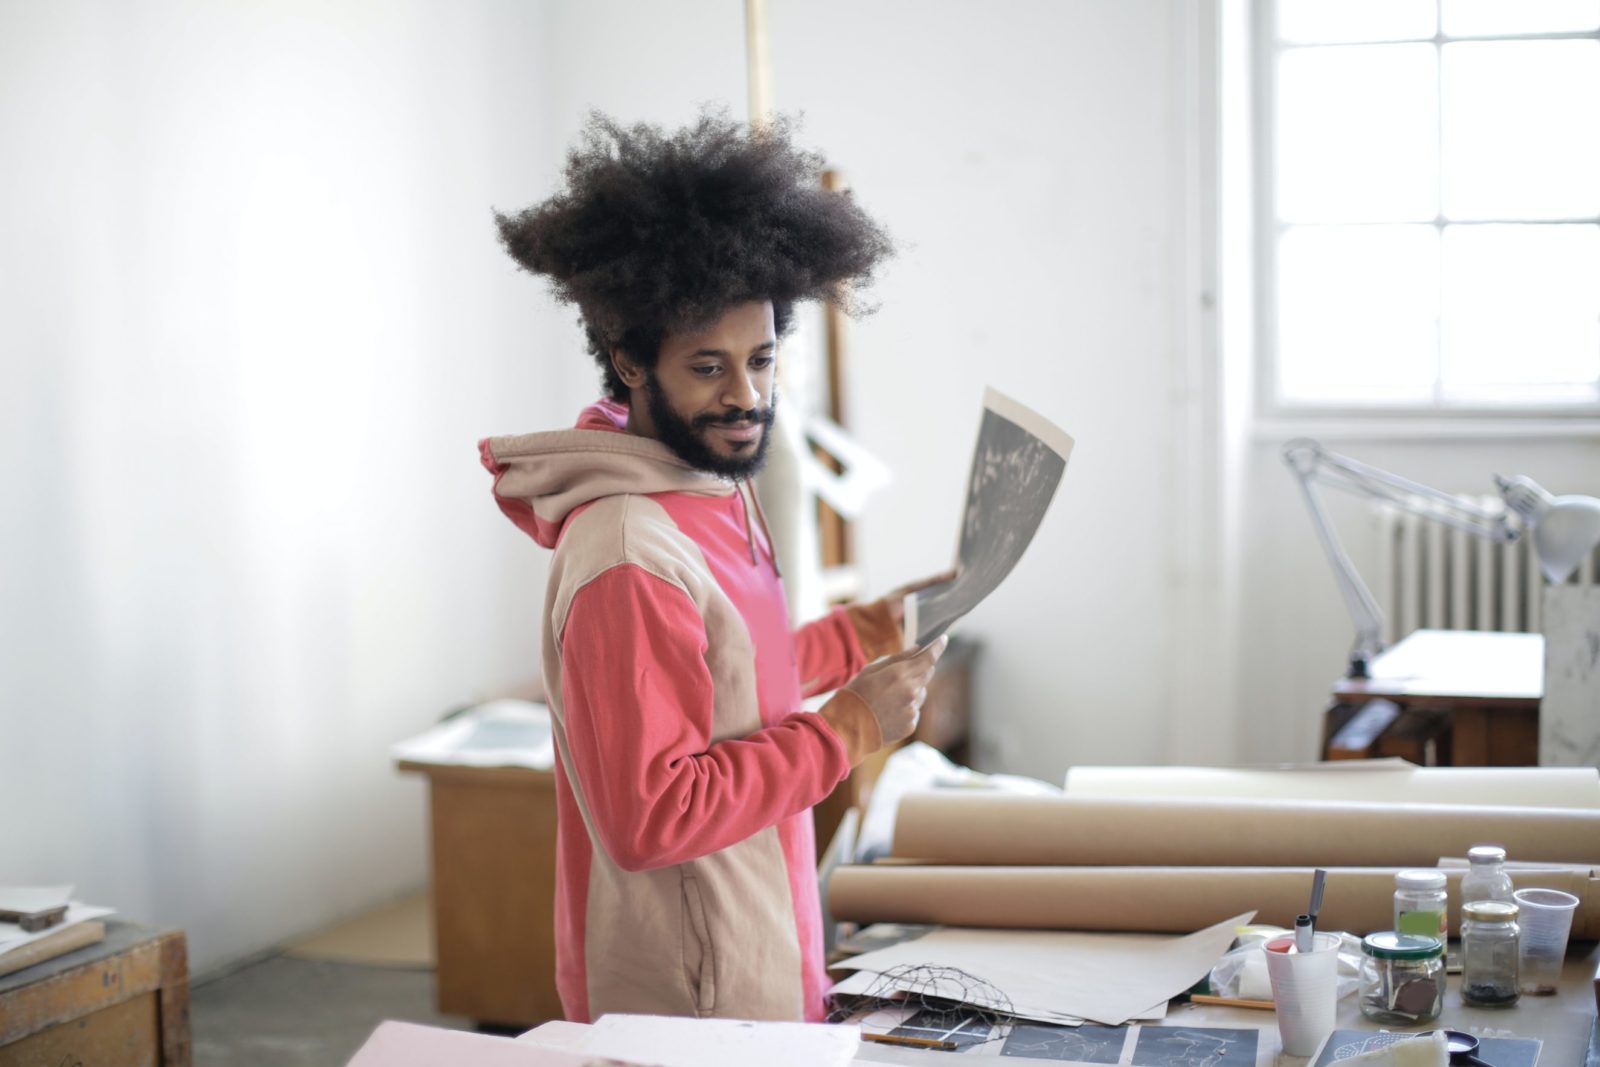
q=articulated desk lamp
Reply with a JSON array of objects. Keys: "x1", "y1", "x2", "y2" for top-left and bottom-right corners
[{"x1": 1283, "y1": 438, "x2": 1600, "y2": 680}]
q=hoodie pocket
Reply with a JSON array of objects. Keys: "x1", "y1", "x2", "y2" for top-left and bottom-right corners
[{"x1": 680, "y1": 873, "x2": 717, "y2": 1015}]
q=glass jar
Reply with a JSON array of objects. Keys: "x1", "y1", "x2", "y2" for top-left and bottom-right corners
[
  {"x1": 1360, "y1": 932, "x2": 1445, "y2": 1024},
  {"x1": 1394, "y1": 869, "x2": 1448, "y2": 940},
  {"x1": 1461, "y1": 845, "x2": 1514, "y2": 905},
  {"x1": 1461, "y1": 900, "x2": 1520, "y2": 1006}
]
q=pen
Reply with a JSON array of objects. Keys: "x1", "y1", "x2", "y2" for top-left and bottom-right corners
[
  {"x1": 1189, "y1": 994, "x2": 1277, "y2": 1011},
  {"x1": 862, "y1": 1032, "x2": 959, "y2": 1051},
  {"x1": 1309, "y1": 868, "x2": 1327, "y2": 929},
  {"x1": 1297, "y1": 868, "x2": 1328, "y2": 951}
]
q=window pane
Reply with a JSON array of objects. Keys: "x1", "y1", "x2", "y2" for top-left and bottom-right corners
[
  {"x1": 1277, "y1": 0, "x2": 1435, "y2": 43},
  {"x1": 1442, "y1": 0, "x2": 1600, "y2": 37},
  {"x1": 1278, "y1": 45, "x2": 1437, "y2": 223},
  {"x1": 1441, "y1": 225, "x2": 1600, "y2": 394},
  {"x1": 1277, "y1": 225, "x2": 1439, "y2": 403},
  {"x1": 1442, "y1": 41, "x2": 1600, "y2": 219}
]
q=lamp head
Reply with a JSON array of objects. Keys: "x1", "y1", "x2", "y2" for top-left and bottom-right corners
[{"x1": 1495, "y1": 474, "x2": 1600, "y2": 584}]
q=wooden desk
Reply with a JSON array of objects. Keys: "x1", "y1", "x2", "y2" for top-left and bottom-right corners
[
  {"x1": 1324, "y1": 629, "x2": 1544, "y2": 766},
  {"x1": 397, "y1": 760, "x2": 562, "y2": 1028},
  {"x1": 0, "y1": 921, "x2": 190, "y2": 1067}
]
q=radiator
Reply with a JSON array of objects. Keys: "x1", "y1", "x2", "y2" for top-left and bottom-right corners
[{"x1": 1373, "y1": 496, "x2": 1600, "y2": 645}]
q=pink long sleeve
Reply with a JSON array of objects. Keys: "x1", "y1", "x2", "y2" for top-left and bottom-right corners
[
  {"x1": 794, "y1": 601, "x2": 905, "y2": 697},
  {"x1": 559, "y1": 564, "x2": 854, "y2": 872}
]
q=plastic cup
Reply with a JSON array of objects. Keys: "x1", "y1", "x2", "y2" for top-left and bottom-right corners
[
  {"x1": 1263, "y1": 932, "x2": 1341, "y2": 1057},
  {"x1": 1513, "y1": 888, "x2": 1577, "y2": 995}
]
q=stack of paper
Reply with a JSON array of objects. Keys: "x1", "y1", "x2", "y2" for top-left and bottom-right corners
[
  {"x1": 829, "y1": 912, "x2": 1251, "y2": 1027},
  {"x1": 0, "y1": 887, "x2": 115, "y2": 978},
  {"x1": 348, "y1": 1021, "x2": 635, "y2": 1065},
  {"x1": 391, "y1": 700, "x2": 555, "y2": 770},
  {"x1": 517, "y1": 1015, "x2": 859, "y2": 1067}
]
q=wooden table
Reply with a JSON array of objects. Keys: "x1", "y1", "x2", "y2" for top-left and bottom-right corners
[
  {"x1": 397, "y1": 759, "x2": 563, "y2": 1028},
  {"x1": 1324, "y1": 629, "x2": 1544, "y2": 765},
  {"x1": 0, "y1": 921, "x2": 190, "y2": 1067}
]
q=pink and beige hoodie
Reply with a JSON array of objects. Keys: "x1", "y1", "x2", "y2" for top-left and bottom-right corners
[{"x1": 479, "y1": 399, "x2": 900, "y2": 1023}]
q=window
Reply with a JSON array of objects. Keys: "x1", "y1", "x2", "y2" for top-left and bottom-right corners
[{"x1": 1259, "y1": 0, "x2": 1600, "y2": 413}]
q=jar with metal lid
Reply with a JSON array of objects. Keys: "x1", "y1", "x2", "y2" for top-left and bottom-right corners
[
  {"x1": 1360, "y1": 932, "x2": 1445, "y2": 1024},
  {"x1": 1461, "y1": 845, "x2": 1514, "y2": 905},
  {"x1": 1460, "y1": 899, "x2": 1520, "y2": 1006},
  {"x1": 1394, "y1": 869, "x2": 1448, "y2": 940}
]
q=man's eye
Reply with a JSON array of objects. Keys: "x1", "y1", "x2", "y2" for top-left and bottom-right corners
[
  {"x1": 691, "y1": 365, "x2": 721, "y2": 377},
  {"x1": 750, "y1": 356, "x2": 774, "y2": 370}
]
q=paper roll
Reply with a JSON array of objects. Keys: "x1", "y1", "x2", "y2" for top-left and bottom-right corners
[
  {"x1": 1063, "y1": 764, "x2": 1600, "y2": 809},
  {"x1": 828, "y1": 865, "x2": 1600, "y2": 939},
  {"x1": 891, "y1": 793, "x2": 1600, "y2": 867}
]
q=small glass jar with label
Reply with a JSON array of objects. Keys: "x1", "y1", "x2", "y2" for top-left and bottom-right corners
[
  {"x1": 1460, "y1": 899, "x2": 1520, "y2": 1006},
  {"x1": 1394, "y1": 869, "x2": 1448, "y2": 940},
  {"x1": 1360, "y1": 932, "x2": 1445, "y2": 1024}
]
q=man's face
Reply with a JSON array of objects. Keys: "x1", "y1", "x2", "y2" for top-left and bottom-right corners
[{"x1": 630, "y1": 301, "x2": 778, "y2": 479}]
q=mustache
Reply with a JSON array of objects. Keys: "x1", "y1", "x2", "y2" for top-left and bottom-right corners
[{"x1": 693, "y1": 406, "x2": 775, "y2": 430}]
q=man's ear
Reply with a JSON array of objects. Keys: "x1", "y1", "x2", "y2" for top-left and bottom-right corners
[{"x1": 611, "y1": 349, "x2": 646, "y2": 390}]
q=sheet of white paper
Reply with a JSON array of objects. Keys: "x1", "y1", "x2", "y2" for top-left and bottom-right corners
[
  {"x1": 0, "y1": 885, "x2": 74, "y2": 914},
  {"x1": 831, "y1": 913, "x2": 1250, "y2": 1027},
  {"x1": 391, "y1": 700, "x2": 554, "y2": 770},
  {"x1": 516, "y1": 1020, "x2": 596, "y2": 1051},
  {"x1": 347, "y1": 1020, "x2": 627, "y2": 1066},
  {"x1": 0, "y1": 904, "x2": 115, "y2": 954},
  {"x1": 576, "y1": 1015, "x2": 859, "y2": 1067},
  {"x1": 826, "y1": 969, "x2": 1168, "y2": 1027}
]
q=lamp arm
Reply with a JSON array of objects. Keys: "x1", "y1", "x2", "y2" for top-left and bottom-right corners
[
  {"x1": 1296, "y1": 446, "x2": 1519, "y2": 542},
  {"x1": 1285, "y1": 447, "x2": 1386, "y2": 678},
  {"x1": 1282, "y1": 439, "x2": 1522, "y2": 679}
]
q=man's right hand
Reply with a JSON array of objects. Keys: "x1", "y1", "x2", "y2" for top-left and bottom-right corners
[{"x1": 843, "y1": 635, "x2": 949, "y2": 746}]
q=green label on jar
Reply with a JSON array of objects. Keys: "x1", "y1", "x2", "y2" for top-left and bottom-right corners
[{"x1": 1398, "y1": 910, "x2": 1445, "y2": 938}]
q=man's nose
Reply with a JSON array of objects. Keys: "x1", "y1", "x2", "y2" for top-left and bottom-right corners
[{"x1": 722, "y1": 370, "x2": 762, "y2": 413}]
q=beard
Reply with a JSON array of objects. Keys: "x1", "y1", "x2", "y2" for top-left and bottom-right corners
[{"x1": 644, "y1": 371, "x2": 777, "y2": 479}]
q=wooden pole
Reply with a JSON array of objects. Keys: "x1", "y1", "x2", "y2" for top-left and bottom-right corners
[{"x1": 744, "y1": 0, "x2": 773, "y2": 128}]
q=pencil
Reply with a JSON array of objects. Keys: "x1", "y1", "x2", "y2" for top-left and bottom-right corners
[
  {"x1": 1188, "y1": 994, "x2": 1276, "y2": 1011},
  {"x1": 862, "y1": 1032, "x2": 960, "y2": 1051}
]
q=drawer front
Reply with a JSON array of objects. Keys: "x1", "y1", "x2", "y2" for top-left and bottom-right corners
[{"x1": 0, "y1": 992, "x2": 159, "y2": 1067}]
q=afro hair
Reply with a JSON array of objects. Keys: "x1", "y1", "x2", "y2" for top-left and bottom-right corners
[{"x1": 494, "y1": 111, "x2": 894, "y2": 401}]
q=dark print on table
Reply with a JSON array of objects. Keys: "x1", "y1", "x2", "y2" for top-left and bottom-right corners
[
  {"x1": 1000, "y1": 1022, "x2": 1128, "y2": 1062},
  {"x1": 886, "y1": 1007, "x2": 993, "y2": 1051},
  {"x1": 907, "y1": 388, "x2": 1074, "y2": 648},
  {"x1": 1130, "y1": 1027, "x2": 1259, "y2": 1067}
]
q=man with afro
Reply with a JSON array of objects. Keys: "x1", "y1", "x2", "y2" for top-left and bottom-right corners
[{"x1": 479, "y1": 113, "x2": 948, "y2": 1023}]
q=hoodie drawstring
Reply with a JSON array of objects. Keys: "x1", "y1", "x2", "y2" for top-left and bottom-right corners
[{"x1": 739, "y1": 480, "x2": 783, "y2": 579}]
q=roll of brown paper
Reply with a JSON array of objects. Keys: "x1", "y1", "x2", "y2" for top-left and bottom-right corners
[
  {"x1": 891, "y1": 793, "x2": 1600, "y2": 867},
  {"x1": 828, "y1": 865, "x2": 1600, "y2": 938},
  {"x1": 1063, "y1": 764, "x2": 1600, "y2": 809}
]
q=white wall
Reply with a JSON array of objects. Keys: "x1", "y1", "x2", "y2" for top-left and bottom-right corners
[
  {"x1": 768, "y1": 0, "x2": 1190, "y2": 777},
  {"x1": 1, "y1": 0, "x2": 559, "y2": 975}
]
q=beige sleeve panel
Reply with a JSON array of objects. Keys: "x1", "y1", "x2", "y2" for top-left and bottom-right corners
[
  {"x1": 844, "y1": 598, "x2": 906, "y2": 661},
  {"x1": 817, "y1": 690, "x2": 884, "y2": 767}
]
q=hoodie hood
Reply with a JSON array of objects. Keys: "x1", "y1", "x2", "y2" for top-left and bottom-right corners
[{"x1": 480, "y1": 399, "x2": 734, "y2": 549}]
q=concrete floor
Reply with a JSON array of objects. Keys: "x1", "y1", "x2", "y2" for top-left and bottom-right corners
[{"x1": 191, "y1": 954, "x2": 474, "y2": 1066}]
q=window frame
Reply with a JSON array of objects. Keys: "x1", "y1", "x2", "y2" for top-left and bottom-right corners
[{"x1": 1253, "y1": 0, "x2": 1600, "y2": 422}]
